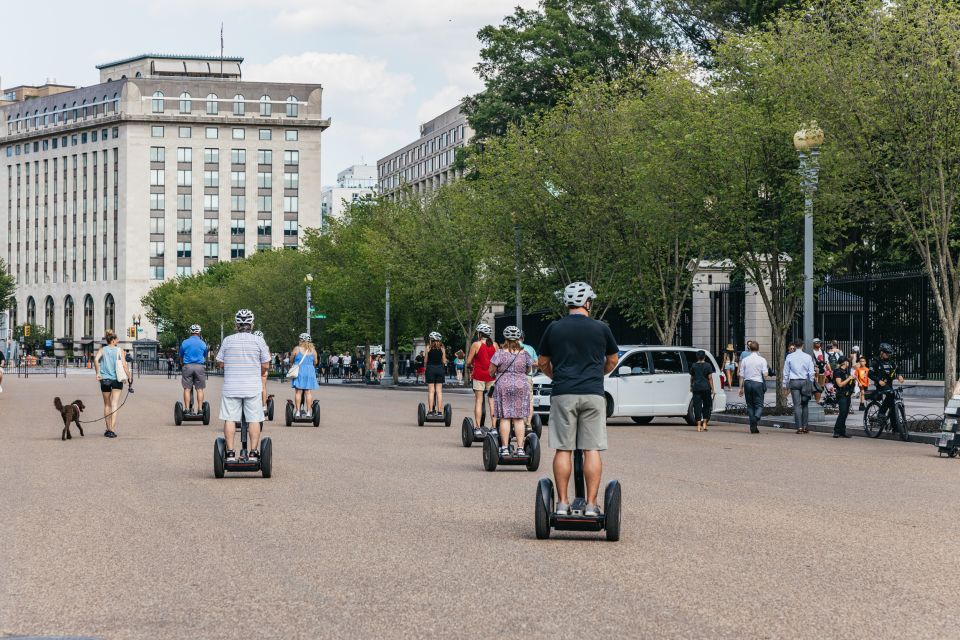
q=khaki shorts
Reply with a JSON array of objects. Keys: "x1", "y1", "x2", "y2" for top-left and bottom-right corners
[
  {"x1": 472, "y1": 379, "x2": 495, "y2": 392},
  {"x1": 549, "y1": 394, "x2": 607, "y2": 451},
  {"x1": 181, "y1": 363, "x2": 207, "y2": 390}
]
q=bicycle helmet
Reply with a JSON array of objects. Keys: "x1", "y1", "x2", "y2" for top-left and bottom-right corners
[
  {"x1": 475, "y1": 323, "x2": 492, "y2": 337},
  {"x1": 253, "y1": 330, "x2": 264, "y2": 338},
  {"x1": 428, "y1": 331, "x2": 442, "y2": 342},
  {"x1": 503, "y1": 325, "x2": 522, "y2": 341},
  {"x1": 189, "y1": 324, "x2": 201, "y2": 334},
  {"x1": 879, "y1": 342, "x2": 893, "y2": 354},
  {"x1": 562, "y1": 281, "x2": 597, "y2": 308},
  {"x1": 298, "y1": 332, "x2": 312, "y2": 343},
  {"x1": 234, "y1": 308, "x2": 255, "y2": 326}
]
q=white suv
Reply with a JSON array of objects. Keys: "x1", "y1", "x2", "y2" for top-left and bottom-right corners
[{"x1": 532, "y1": 346, "x2": 726, "y2": 425}]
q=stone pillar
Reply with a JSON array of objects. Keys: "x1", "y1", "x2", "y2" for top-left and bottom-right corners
[{"x1": 691, "y1": 260, "x2": 735, "y2": 352}]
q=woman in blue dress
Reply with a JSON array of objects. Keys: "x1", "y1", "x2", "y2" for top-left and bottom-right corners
[{"x1": 290, "y1": 332, "x2": 319, "y2": 417}]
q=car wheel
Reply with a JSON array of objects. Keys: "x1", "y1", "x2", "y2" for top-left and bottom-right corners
[{"x1": 631, "y1": 416, "x2": 653, "y2": 425}]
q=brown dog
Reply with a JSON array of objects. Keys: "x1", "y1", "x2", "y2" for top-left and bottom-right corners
[{"x1": 54, "y1": 397, "x2": 85, "y2": 440}]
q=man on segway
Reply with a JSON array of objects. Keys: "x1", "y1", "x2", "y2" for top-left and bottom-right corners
[
  {"x1": 179, "y1": 324, "x2": 208, "y2": 412},
  {"x1": 216, "y1": 309, "x2": 271, "y2": 462},
  {"x1": 869, "y1": 342, "x2": 905, "y2": 434},
  {"x1": 538, "y1": 282, "x2": 619, "y2": 517}
]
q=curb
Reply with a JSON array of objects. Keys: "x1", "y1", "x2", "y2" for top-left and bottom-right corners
[{"x1": 715, "y1": 413, "x2": 939, "y2": 445}]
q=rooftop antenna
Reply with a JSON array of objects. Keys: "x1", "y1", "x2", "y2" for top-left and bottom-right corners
[{"x1": 220, "y1": 23, "x2": 224, "y2": 77}]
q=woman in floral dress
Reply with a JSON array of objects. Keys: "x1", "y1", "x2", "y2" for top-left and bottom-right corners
[{"x1": 489, "y1": 325, "x2": 533, "y2": 456}]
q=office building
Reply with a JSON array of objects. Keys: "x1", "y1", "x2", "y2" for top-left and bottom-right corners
[
  {"x1": 320, "y1": 164, "x2": 377, "y2": 224},
  {"x1": 0, "y1": 54, "x2": 329, "y2": 353},
  {"x1": 377, "y1": 105, "x2": 472, "y2": 199}
]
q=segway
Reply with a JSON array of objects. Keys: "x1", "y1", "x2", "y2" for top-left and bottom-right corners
[
  {"x1": 418, "y1": 400, "x2": 452, "y2": 427},
  {"x1": 265, "y1": 394, "x2": 275, "y2": 422},
  {"x1": 213, "y1": 407, "x2": 272, "y2": 478},
  {"x1": 462, "y1": 386, "x2": 542, "y2": 445},
  {"x1": 175, "y1": 387, "x2": 210, "y2": 425},
  {"x1": 285, "y1": 395, "x2": 320, "y2": 427},
  {"x1": 482, "y1": 425, "x2": 540, "y2": 472},
  {"x1": 535, "y1": 450, "x2": 621, "y2": 541}
]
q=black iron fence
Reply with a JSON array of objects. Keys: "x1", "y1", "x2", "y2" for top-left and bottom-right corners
[
  {"x1": 711, "y1": 284, "x2": 745, "y2": 360},
  {"x1": 15, "y1": 361, "x2": 67, "y2": 377}
]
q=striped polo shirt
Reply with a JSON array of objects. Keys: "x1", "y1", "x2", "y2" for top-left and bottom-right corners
[{"x1": 216, "y1": 332, "x2": 270, "y2": 398}]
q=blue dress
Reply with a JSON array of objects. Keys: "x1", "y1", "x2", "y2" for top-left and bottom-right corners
[{"x1": 291, "y1": 351, "x2": 319, "y2": 390}]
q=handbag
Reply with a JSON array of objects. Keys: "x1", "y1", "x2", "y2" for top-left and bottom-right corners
[
  {"x1": 286, "y1": 362, "x2": 300, "y2": 378},
  {"x1": 115, "y1": 349, "x2": 128, "y2": 382}
]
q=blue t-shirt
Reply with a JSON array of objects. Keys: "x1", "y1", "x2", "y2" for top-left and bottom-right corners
[
  {"x1": 521, "y1": 343, "x2": 538, "y2": 377},
  {"x1": 179, "y1": 335, "x2": 208, "y2": 365}
]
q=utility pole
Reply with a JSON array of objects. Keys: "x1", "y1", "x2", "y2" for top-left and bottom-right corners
[{"x1": 384, "y1": 278, "x2": 391, "y2": 384}]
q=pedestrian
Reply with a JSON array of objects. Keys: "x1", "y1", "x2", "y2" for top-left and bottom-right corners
[
  {"x1": 869, "y1": 343, "x2": 905, "y2": 435},
  {"x1": 854, "y1": 355, "x2": 870, "y2": 411},
  {"x1": 689, "y1": 350, "x2": 716, "y2": 432},
  {"x1": 467, "y1": 324, "x2": 498, "y2": 427},
  {"x1": 0, "y1": 346, "x2": 5, "y2": 393},
  {"x1": 342, "y1": 351, "x2": 353, "y2": 380},
  {"x1": 489, "y1": 326, "x2": 533, "y2": 456},
  {"x1": 722, "y1": 344, "x2": 738, "y2": 389},
  {"x1": 812, "y1": 338, "x2": 828, "y2": 403},
  {"x1": 93, "y1": 330, "x2": 132, "y2": 438},
  {"x1": 454, "y1": 349, "x2": 465, "y2": 384},
  {"x1": 739, "y1": 341, "x2": 769, "y2": 434},
  {"x1": 783, "y1": 339, "x2": 815, "y2": 433},
  {"x1": 178, "y1": 324, "x2": 208, "y2": 413},
  {"x1": 329, "y1": 352, "x2": 339, "y2": 379},
  {"x1": 832, "y1": 358, "x2": 855, "y2": 438},
  {"x1": 215, "y1": 309, "x2": 270, "y2": 463},
  {"x1": 538, "y1": 282, "x2": 619, "y2": 518},
  {"x1": 290, "y1": 333, "x2": 319, "y2": 418},
  {"x1": 414, "y1": 350, "x2": 425, "y2": 384},
  {"x1": 377, "y1": 354, "x2": 385, "y2": 381}
]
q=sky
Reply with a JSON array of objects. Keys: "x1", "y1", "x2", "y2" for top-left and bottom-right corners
[{"x1": 0, "y1": 0, "x2": 538, "y2": 186}]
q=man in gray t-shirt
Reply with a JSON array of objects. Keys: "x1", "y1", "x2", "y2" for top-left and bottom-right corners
[{"x1": 216, "y1": 309, "x2": 270, "y2": 462}]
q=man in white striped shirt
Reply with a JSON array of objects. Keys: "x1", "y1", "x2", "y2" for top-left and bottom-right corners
[{"x1": 216, "y1": 309, "x2": 271, "y2": 463}]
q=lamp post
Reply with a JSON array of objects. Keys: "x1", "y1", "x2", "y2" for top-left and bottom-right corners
[
  {"x1": 384, "y1": 277, "x2": 391, "y2": 385},
  {"x1": 512, "y1": 213, "x2": 522, "y2": 331},
  {"x1": 132, "y1": 314, "x2": 142, "y2": 340},
  {"x1": 793, "y1": 123, "x2": 823, "y2": 356},
  {"x1": 304, "y1": 274, "x2": 313, "y2": 335}
]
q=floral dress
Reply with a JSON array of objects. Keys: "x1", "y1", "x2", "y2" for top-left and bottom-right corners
[{"x1": 491, "y1": 349, "x2": 532, "y2": 419}]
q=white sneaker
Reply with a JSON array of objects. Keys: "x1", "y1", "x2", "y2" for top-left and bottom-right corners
[{"x1": 555, "y1": 501, "x2": 570, "y2": 516}]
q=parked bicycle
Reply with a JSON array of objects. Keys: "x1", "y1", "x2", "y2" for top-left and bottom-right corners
[{"x1": 863, "y1": 386, "x2": 911, "y2": 442}]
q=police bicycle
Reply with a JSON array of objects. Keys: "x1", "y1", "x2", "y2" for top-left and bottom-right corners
[{"x1": 863, "y1": 386, "x2": 911, "y2": 442}]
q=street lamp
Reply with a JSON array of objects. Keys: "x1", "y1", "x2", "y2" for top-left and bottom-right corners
[
  {"x1": 512, "y1": 212, "x2": 522, "y2": 332},
  {"x1": 304, "y1": 274, "x2": 313, "y2": 335},
  {"x1": 793, "y1": 122, "x2": 824, "y2": 357},
  {"x1": 132, "y1": 314, "x2": 142, "y2": 339}
]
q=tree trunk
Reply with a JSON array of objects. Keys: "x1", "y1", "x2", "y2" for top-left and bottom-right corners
[
  {"x1": 944, "y1": 324, "x2": 957, "y2": 403},
  {"x1": 770, "y1": 325, "x2": 789, "y2": 415}
]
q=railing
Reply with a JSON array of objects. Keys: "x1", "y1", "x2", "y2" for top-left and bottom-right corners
[{"x1": 15, "y1": 361, "x2": 67, "y2": 377}]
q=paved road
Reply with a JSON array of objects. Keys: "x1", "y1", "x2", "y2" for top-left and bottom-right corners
[{"x1": 1, "y1": 374, "x2": 958, "y2": 639}]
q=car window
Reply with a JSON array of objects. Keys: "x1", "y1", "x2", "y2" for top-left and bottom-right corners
[
  {"x1": 650, "y1": 350, "x2": 684, "y2": 374},
  {"x1": 617, "y1": 351, "x2": 651, "y2": 375}
]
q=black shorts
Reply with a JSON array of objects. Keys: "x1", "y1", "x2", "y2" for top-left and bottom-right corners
[
  {"x1": 425, "y1": 365, "x2": 446, "y2": 385},
  {"x1": 100, "y1": 379, "x2": 123, "y2": 393}
]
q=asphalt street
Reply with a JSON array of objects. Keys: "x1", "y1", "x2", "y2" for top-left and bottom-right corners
[{"x1": 1, "y1": 373, "x2": 959, "y2": 639}]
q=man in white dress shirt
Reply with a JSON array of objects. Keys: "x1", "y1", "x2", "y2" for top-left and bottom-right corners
[{"x1": 739, "y1": 341, "x2": 769, "y2": 434}]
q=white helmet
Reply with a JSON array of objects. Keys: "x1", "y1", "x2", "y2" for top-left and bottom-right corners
[
  {"x1": 235, "y1": 309, "x2": 255, "y2": 326},
  {"x1": 189, "y1": 324, "x2": 201, "y2": 334},
  {"x1": 563, "y1": 281, "x2": 597, "y2": 308},
  {"x1": 429, "y1": 331, "x2": 442, "y2": 341},
  {"x1": 503, "y1": 325, "x2": 522, "y2": 341},
  {"x1": 253, "y1": 330, "x2": 264, "y2": 338},
  {"x1": 298, "y1": 332, "x2": 312, "y2": 343},
  {"x1": 476, "y1": 323, "x2": 492, "y2": 337}
]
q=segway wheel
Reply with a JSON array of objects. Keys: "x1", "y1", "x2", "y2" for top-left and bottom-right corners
[
  {"x1": 535, "y1": 478, "x2": 553, "y2": 540},
  {"x1": 312, "y1": 400, "x2": 321, "y2": 427},
  {"x1": 604, "y1": 480, "x2": 622, "y2": 542},
  {"x1": 525, "y1": 432, "x2": 541, "y2": 472},
  {"x1": 267, "y1": 397, "x2": 275, "y2": 422},
  {"x1": 285, "y1": 401, "x2": 294, "y2": 427},
  {"x1": 482, "y1": 433, "x2": 499, "y2": 471},
  {"x1": 202, "y1": 401, "x2": 211, "y2": 425},
  {"x1": 461, "y1": 417, "x2": 474, "y2": 448},
  {"x1": 531, "y1": 413, "x2": 543, "y2": 438},
  {"x1": 174, "y1": 401, "x2": 184, "y2": 426},
  {"x1": 417, "y1": 402, "x2": 426, "y2": 427},
  {"x1": 443, "y1": 403, "x2": 452, "y2": 427},
  {"x1": 213, "y1": 437, "x2": 225, "y2": 478},
  {"x1": 260, "y1": 437, "x2": 273, "y2": 478}
]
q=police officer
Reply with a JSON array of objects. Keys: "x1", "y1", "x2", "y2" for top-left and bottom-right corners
[{"x1": 868, "y1": 343, "x2": 905, "y2": 435}]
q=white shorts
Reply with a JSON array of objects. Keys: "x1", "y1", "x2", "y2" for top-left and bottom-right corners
[{"x1": 219, "y1": 396, "x2": 265, "y2": 423}]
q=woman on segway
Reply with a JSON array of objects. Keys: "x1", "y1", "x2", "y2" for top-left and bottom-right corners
[
  {"x1": 290, "y1": 333, "x2": 319, "y2": 418},
  {"x1": 424, "y1": 332, "x2": 447, "y2": 414},
  {"x1": 489, "y1": 326, "x2": 533, "y2": 456},
  {"x1": 467, "y1": 323, "x2": 498, "y2": 428}
]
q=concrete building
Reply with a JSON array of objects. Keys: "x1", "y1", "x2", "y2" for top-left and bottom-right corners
[
  {"x1": 377, "y1": 104, "x2": 472, "y2": 199},
  {"x1": 0, "y1": 54, "x2": 329, "y2": 354},
  {"x1": 320, "y1": 164, "x2": 377, "y2": 225}
]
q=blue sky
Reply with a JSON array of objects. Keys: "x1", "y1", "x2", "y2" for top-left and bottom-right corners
[{"x1": 0, "y1": 0, "x2": 537, "y2": 185}]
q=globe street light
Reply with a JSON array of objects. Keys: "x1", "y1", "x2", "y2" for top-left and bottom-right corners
[
  {"x1": 793, "y1": 123, "x2": 823, "y2": 358},
  {"x1": 304, "y1": 273, "x2": 314, "y2": 335}
]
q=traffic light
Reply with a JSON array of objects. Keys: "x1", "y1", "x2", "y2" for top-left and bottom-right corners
[
  {"x1": 23, "y1": 325, "x2": 31, "y2": 337},
  {"x1": 128, "y1": 327, "x2": 136, "y2": 338}
]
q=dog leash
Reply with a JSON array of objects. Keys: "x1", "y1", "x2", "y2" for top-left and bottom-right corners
[{"x1": 77, "y1": 385, "x2": 134, "y2": 424}]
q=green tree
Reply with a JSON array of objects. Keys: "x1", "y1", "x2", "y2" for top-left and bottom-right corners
[
  {"x1": 16, "y1": 323, "x2": 53, "y2": 353},
  {"x1": 660, "y1": 0, "x2": 803, "y2": 57},
  {"x1": 464, "y1": 0, "x2": 670, "y2": 140},
  {"x1": 0, "y1": 258, "x2": 14, "y2": 314}
]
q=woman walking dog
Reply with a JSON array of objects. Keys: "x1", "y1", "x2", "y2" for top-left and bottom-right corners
[{"x1": 94, "y1": 330, "x2": 132, "y2": 438}]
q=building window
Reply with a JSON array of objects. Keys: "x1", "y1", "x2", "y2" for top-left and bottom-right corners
[
  {"x1": 204, "y1": 219, "x2": 219, "y2": 235},
  {"x1": 150, "y1": 146, "x2": 165, "y2": 162},
  {"x1": 284, "y1": 172, "x2": 299, "y2": 189},
  {"x1": 257, "y1": 172, "x2": 272, "y2": 189},
  {"x1": 104, "y1": 294, "x2": 115, "y2": 333},
  {"x1": 44, "y1": 296, "x2": 55, "y2": 334},
  {"x1": 63, "y1": 296, "x2": 74, "y2": 338},
  {"x1": 150, "y1": 193, "x2": 165, "y2": 210},
  {"x1": 150, "y1": 241, "x2": 165, "y2": 258},
  {"x1": 284, "y1": 150, "x2": 299, "y2": 165},
  {"x1": 177, "y1": 194, "x2": 192, "y2": 210},
  {"x1": 83, "y1": 295, "x2": 94, "y2": 337},
  {"x1": 177, "y1": 147, "x2": 192, "y2": 163},
  {"x1": 257, "y1": 220, "x2": 272, "y2": 235},
  {"x1": 258, "y1": 149, "x2": 272, "y2": 165},
  {"x1": 204, "y1": 171, "x2": 219, "y2": 188},
  {"x1": 204, "y1": 242, "x2": 218, "y2": 258},
  {"x1": 260, "y1": 95, "x2": 272, "y2": 116},
  {"x1": 150, "y1": 169, "x2": 165, "y2": 186},
  {"x1": 284, "y1": 220, "x2": 298, "y2": 237},
  {"x1": 231, "y1": 149, "x2": 246, "y2": 164},
  {"x1": 150, "y1": 217, "x2": 165, "y2": 234},
  {"x1": 286, "y1": 96, "x2": 299, "y2": 118},
  {"x1": 259, "y1": 129, "x2": 272, "y2": 141},
  {"x1": 231, "y1": 171, "x2": 246, "y2": 188},
  {"x1": 177, "y1": 218, "x2": 192, "y2": 234},
  {"x1": 204, "y1": 148, "x2": 219, "y2": 164},
  {"x1": 152, "y1": 91, "x2": 164, "y2": 113},
  {"x1": 284, "y1": 196, "x2": 299, "y2": 213},
  {"x1": 231, "y1": 195, "x2": 246, "y2": 211},
  {"x1": 151, "y1": 266, "x2": 165, "y2": 280},
  {"x1": 179, "y1": 92, "x2": 192, "y2": 113},
  {"x1": 151, "y1": 126, "x2": 164, "y2": 138},
  {"x1": 230, "y1": 219, "x2": 246, "y2": 235},
  {"x1": 232, "y1": 128, "x2": 245, "y2": 140},
  {"x1": 179, "y1": 127, "x2": 192, "y2": 139},
  {"x1": 233, "y1": 94, "x2": 245, "y2": 116},
  {"x1": 204, "y1": 194, "x2": 219, "y2": 211},
  {"x1": 258, "y1": 195, "x2": 272, "y2": 212},
  {"x1": 177, "y1": 169, "x2": 192, "y2": 186},
  {"x1": 230, "y1": 243, "x2": 245, "y2": 259},
  {"x1": 206, "y1": 93, "x2": 218, "y2": 115},
  {"x1": 177, "y1": 242, "x2": 192, "y2": 258},
  {"x1": 205, "y1": 127, "x2": 218, "y2": 139},
  {"x1": 285, "y1": 130, "x2": 298, "y2": 141},
  {"x1": 176, "y1": 266, "x2": 193, "y2": 277}
]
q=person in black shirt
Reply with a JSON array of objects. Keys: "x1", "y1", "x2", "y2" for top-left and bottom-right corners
[
  {"x1": 689, "y1": 350, "x2": 714, "y2": 432},
  {"x1": 868, "y1": 343, "x2": 904, "y2": 433},
  {"x1": 832, "y1": 359, "x2": 855, "y2": 438}
]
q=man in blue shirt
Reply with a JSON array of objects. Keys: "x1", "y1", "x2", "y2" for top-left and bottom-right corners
[
  {"x1": 179, "y1": 324, "x2": 209, "y2": 411},
  {"x1": 783, "y1": 339, "x2": 815, "y2": 433}
]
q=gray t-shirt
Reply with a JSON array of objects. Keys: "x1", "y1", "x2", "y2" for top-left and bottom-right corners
[{"x1": 216, "y1": 332, "x2": 270, "y2": 398}]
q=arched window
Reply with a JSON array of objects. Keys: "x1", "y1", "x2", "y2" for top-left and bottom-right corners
[
  {"x1": 259, "y1": 95, "x2": 272, "y2": 117},
  {"x1": 152, "y1": 91, "x2": 164, "y2": 114},
  {"x1": 104, "y1": 294, "x2": 115, "y2": 333},
  {"x1": 63, "y1": 296, "x2": 75, "y2": 339},
  {"x1": 34, "y1": 110, "x2": 40, "y2": 128},
  {"x1": 206, "y1": 93, "x2": 218, "y2": 115},
  {"x1": 71, "y1": 102, "x2": 77, "y2": 121},
  {"x1": 83, "y1": 295, "x2": 95, "y2": 338},
  {"x1": 42, "y1": 108, "x2": 49, "y2": 126},
  {"x1": 179, "y1": 92, "x2": 192, "y2": 114},
  {"x1": 26, "y1": 296, "x2": 36, "y2": 325},
  {"x1": 10, "y1": 299, "x2": 17, "y2": 328},
  {"x1": 135, "y1": 71, "x2": 142, "y2": 78},
  {"x1": 233, "y1": 94, "x2": 245, "y2": 116},
  {"x1": 44, "y1": 296, "x2": 55, "y2": 334},
  {"x1": 286, "y1": 96, "x2": 299, "y2": 118},
  {"x1": 103, "y1": 95, "x2": 109, "y2": 114},
  {"x1": 113, "y1": 93, "x2": 119, "y2": 112},
  {"x1": 81, "y1": 100, "x2": 87, "y2": 119}
]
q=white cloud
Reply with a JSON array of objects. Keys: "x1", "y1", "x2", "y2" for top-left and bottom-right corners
[{"x1": 416, "y1": 85, "x2": 469, "y2": 123}]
